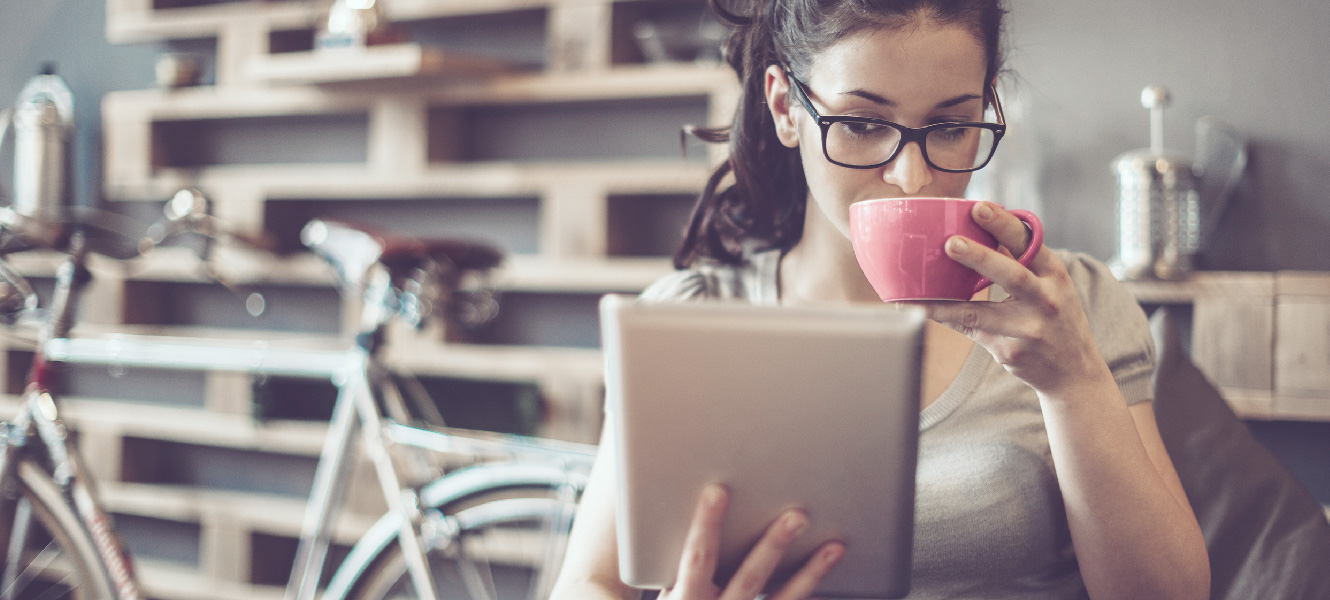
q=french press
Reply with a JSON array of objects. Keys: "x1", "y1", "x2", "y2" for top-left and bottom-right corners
[{"x1": 1110, "y1": 86, "x2": 1200, "y2": 281}]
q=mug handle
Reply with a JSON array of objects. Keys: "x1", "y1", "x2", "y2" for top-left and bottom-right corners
[{"x1": 973, "y1": 209, "x2": 1044, "y2": 294}]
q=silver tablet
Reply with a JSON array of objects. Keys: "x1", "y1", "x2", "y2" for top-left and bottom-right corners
[{"x1": 599, "y1": 294, "x2": 924, "y2": 599}]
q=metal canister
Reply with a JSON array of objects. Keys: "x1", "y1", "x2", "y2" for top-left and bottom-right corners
[
  {"x1": 11, "y1": 65, "x2": 75, "y2": 223},
  {"x1": 1110, "y1": 86, "x2": 1200, "y2": 281}
]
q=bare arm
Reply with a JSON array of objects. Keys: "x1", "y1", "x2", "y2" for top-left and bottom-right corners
[
  {"x1": 920, "y1": 202, "x2": 1209, "y2": 600},
  {"x1": 551, "y1": 426, "x2": 639, "y2": 600}
]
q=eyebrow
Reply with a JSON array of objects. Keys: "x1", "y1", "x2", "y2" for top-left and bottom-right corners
[{"x1": 843, "y1": 89, "x2": 983, "y2": 110}]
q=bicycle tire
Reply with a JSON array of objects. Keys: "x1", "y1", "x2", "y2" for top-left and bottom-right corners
[
  {"x1": 0, "y1": 460, "x2": 118, "y2": 600},
  {"x1": 338, "y1": 463, "x2": 586, "y2": 600}
]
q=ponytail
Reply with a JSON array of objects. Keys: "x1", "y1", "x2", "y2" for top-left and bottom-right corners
[{"x1": 675, "y1": 0, "x2": 807, "y2": 269}]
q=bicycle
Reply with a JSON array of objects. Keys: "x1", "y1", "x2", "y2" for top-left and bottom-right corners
[{"x1": 0, "y1": 191, "x2": 598, "y2": 600}]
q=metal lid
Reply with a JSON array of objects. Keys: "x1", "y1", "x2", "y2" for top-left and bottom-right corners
[{"x1": 1111, "y1": 85, "x2": 1196, "y2": 185}]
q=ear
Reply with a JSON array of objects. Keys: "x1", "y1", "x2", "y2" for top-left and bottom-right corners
[{"x1": 765, "y1": 65, "x2": 801, "y2": 149}]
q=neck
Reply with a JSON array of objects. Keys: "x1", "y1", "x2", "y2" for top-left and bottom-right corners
[{"x1": 779, "y1": 199, "x2": 879, "y2": 305}]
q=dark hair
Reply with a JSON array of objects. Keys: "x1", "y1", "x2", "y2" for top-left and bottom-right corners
[{"x1": 674, "y1": 0, "x2": 1008, "y2": 269}]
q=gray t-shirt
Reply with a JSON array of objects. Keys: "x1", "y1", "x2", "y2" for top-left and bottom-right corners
[{"x1": 639, "y1": 249, "x2": 1155, "y2": 599}]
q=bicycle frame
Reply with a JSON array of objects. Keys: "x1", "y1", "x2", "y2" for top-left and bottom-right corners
[
  {"x1": 45, "y1": 324, "x2": 598, "y2": 600},
  {"x1": 0, "y1": 236, "x2": 143, "y2": 600},
  {"x1": 4, "y1": 220, "x2": 597, "y2": 600}
]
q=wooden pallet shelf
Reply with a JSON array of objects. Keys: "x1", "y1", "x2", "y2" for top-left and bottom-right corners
[
  {"x1": 246, "y1": 43, "x2": 517, "y2": 85},
  {"x1": 85, "y1": 0, "x2": 713, "y2": 597},
  {"x1": 4, "y1": 247, "x2": 672, "y2": 293},
  {"x1": 104, "y1": 483, "x2": 377, "y2": 545}
]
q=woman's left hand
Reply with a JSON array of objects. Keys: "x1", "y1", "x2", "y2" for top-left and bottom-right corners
[{"x1": 910, "y1": 202, "x2": 1113, "y2": 397}]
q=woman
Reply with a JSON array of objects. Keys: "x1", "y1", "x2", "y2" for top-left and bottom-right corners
[{"x1": 552, "y1": 0, "x2": 1210, "y2": 598}]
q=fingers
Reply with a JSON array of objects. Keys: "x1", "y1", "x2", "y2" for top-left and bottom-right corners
[
  {"x1": 719, "y1": 510, "x2": 809, "y2": 600},
  {"x1": 913, "y1": 299, "x2": 1025, "y2": 341},
  {"x1": 972, "y1": 201, "x2": 1029, "y2": 256},
  {"x1": 945, "y1": 235, "x2": 1041, "y2": 297},
  {"x1": 674, "y1": 484, "x2": 728, "y2": 594},
  {"x1": 768, "y1": 542, "x2": 846, "y2": 600},
  {"x1": 972, "y1": 202, "x2": 1054, "y2": 273}
]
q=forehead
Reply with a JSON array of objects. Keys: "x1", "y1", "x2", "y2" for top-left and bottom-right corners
[{"x1": 806, "y1": 23, "x2": 988, "y2": 100}]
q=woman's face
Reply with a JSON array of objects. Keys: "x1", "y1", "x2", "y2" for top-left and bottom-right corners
[{"x1": 768, "y1": 23, "x2": 990, "y2": 238}]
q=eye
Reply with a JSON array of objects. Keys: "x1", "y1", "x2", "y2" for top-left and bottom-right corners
[
  {"x1": 834, "y1": 120, "x2": 891, "y2": 139},
  {"x1": 931, "y1": 126, "x2": 973, "y2": 142}
]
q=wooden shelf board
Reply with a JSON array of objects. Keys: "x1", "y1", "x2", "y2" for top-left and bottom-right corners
[
  {"x1": 51, "y1": 327, "x2": 603, "y2": 383},
  {"x1": 498, "y1": 255, "x2": 672, "y2": 293},
  {"x1": 0, "y1": 395, "x2": 330, "y2": 456},
  {"x1": 133, "y1": 559, "x2": 284, "y2": 600},
  {"x1": 247, "y1": 44, "x2": 516, "y2": 85},
  {"x1": 106, "y1": 160, "x2": 711, "y2": 201},
  {"x1": 106, "y1": 0, "x2": 317, "y2": 44},
  {"x1": 5, "y1": 247, "x2": 672, "y2": 293},
  {"x1": 103, "y1": 62, "x2": 733, "y2": 117},
  {"x1": 103, "y1": 482, "x2": 376, "y2": 543},
  {"x1": 1122, "y1": 271, "x2": 1277, "y2": 304},
  {"x1": 384, "y1": 339, "x2": 602, "y2": 382},
  {"x1": 108, "y1": 0, "x2": 556, "y2": 44}
]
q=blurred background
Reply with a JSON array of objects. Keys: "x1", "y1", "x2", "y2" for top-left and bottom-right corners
[{"x1": 0, "y1": 0, "x2": 1327, "y2": 598}]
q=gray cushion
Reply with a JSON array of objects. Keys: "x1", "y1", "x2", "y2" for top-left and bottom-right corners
[{"x1": 1149, "y1": 307, "x2": 1330, "y2": 600}]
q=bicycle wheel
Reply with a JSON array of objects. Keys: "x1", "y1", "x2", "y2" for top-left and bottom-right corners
[
  {"x1": 341, "y1": 467, "x2": 583, "y2": 600},
  {"x1": 0, "y1": 460, "x2": 118, "y2": 600}
]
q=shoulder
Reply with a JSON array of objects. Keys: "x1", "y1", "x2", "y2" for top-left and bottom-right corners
[
  {"x1": 1052, "y1": 249, "x2": 1156, "y2": 403},
  {"x1": 638, "y1": 250, "x2": 781, "y2": 303},
  {"x1": 1054, "y1": 250, "x2": 1144, "y2": 326}
]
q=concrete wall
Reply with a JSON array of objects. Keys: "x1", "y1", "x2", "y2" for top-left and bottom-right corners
[{"x1": 1002, "y1": 0, "x2": 1330, "y2": 270}]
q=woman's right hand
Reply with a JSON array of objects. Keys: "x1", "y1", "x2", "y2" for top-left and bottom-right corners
[{"x1": 660, "y1": 484, "x2": 846, "y2": 600}]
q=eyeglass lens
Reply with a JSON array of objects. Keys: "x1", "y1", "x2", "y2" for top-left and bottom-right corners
[{"x1": 825, "y1": 122, "x2": 997, "y2": 171}]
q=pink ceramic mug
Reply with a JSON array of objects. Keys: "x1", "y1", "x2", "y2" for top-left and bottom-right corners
[{"x1": 849, "y1": 198, "x2": 1044, "y2": 302}]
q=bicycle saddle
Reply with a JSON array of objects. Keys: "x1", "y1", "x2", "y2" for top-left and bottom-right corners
[{"x1": 301, "y1": 219, "x2": 503, "y2": 290}]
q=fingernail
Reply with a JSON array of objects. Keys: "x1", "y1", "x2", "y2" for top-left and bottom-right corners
[
  {"x1": 975, "y1": 203, "x2": 994, "y2": 221},
  {"x1": 948, "y1": 237, "x2": 968, "y2": 254},
  {"x1": 784, "y1": 512, "x2": 809, "y2": 534},
  {"x1": 705, "y1": 484, "x2": 726, "y2": 507},
  {"x1": 823, "y1": 544, "x2": 845, "y2": 564}
]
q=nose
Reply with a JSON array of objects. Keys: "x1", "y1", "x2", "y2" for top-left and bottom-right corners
[{"x1": 882, "y1": 141, "x2": 933, "y2": 195}]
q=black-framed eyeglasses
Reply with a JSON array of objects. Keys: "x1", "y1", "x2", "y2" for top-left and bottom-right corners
[{"x1": 786, "y1": 71, "x2": 1006, "y2": 173}]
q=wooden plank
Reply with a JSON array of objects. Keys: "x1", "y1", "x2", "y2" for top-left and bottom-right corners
[
  {"x1": 1275, "y1": 299, "x2": 1330, "y2": 398},
  {"x1": 215, "y1": 17, "x2": 269, "y2": 88},
  {"x1": 6, "y1": 248, "x2": 672, "y2": 294},
  {"x1": 1188, "y1": 273, "x2": 1275, "y2": 392},
  {"x1": 100, "y1": 103, "x2": 154, "y2": 191},
  {"x1": 368, "y1": 95, "x2": 428, "y2": 177},
  {"x1": 200, "y1": 512, "x2": 250, "y2": 584},
  {"x1": 385, "y1": 0, "x2": 554, "y2": 21},
  {"x1": 131, "y1": 559, "x2": 284, "y2": 600},
  {"x1": 1272, "y1": 395, "x2": 1330, "y2": 422},
  {"x1": 1219, "y1": 387, "x2": 1276, "y2": 421},
  {"x1": 101, "y1": 483, "x2": 377, "y2": 544},
  {"x1": 548, "y1": 1, "x2": 613, "y2": 71},
  {"x1": 246, "y1": 44, "x2": 513, "y2": 85},
  {"x1": 102, "y1": 63, "x2": 733, "y2": 117},
  {"x1": 1277, "y1": 271, "x2": 1330, "y2": 296},
  {"x1": 206, "y1": 371, "x2": 254, "y2": 417},
  {"x1": 106, "y1": 160, "x2": 709, "y2": 203},
  {"x1": 542, "y1": 183, "x2": 608, "y2": 258},
  {"x1": 106, "y1": 0, "x2": 317, "y2": 44},
  {"x1": 0, "y1": 395, "x2": 331, "y2": 456}
]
